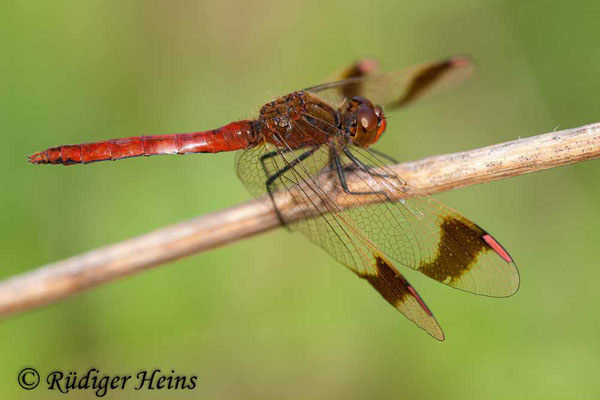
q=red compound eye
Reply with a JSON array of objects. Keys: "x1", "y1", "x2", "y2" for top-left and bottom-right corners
[{"x1": 357, "y1": 105, "x2": 378, "y2": 132}]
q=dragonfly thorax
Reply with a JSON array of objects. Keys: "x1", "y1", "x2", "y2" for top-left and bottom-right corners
[
  {"x1": 259, "y1": 91, "x2": 341, "y2": 149},
  {"x1": 257, "y1": 91, "x2": 387, "y2": 150}
]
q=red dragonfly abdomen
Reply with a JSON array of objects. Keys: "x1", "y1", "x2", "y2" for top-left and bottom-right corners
[{"x1": 28, "y1": 120, "x2": 257, "y2": 165}]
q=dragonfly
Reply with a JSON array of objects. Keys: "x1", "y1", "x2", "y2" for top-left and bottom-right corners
[{"x1": 28, "y1": 56, "x2": 519, "y2": 340}]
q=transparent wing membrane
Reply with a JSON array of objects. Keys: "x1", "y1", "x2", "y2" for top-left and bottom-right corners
[
  {"x1": 235, "y1": 131, "x2": 444, "y2": 339},
  {"x1": 341, "y1": 144, "x2": 519, "y2": 297},
  {"x1": 234, "y1": 57, "x2": 516, "y2": 340},
  {"x1": 307, "y1": 57, "x2": 474, "y2": 111}
]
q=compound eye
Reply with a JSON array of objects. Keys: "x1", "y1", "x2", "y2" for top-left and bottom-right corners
[
  {"x1": 374, "y1": 106, "x2": 383, "y2": 118},
  {"x1": 351, "y1": 96, "x2": 373, "y2": 107},
  {"x1": 357, "y1": 105, "x2": 378, "y2": 132},
  {"x1": 373, "y1": 106, "x2": 386, "y2": 143}
]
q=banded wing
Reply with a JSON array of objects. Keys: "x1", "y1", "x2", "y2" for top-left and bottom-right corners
[
  {"x1": 236, "y1": 135, "x2": 444, "y2": 340},
  {"x1": 326, "y1": 58, "x2": 381, "y2": 100},
  {"x1": 333, "y1": 143, "x2": 519, "y2": 297},
  {"x1": 243, "y1": 133, "x2": 519, "y2": 298},
  {"x1": 311, "y1": 58, "x2": 518, "y2": 296},
  {"x1": 308, "y1": 56, "x2": 474, "y2": 110},
  {"x1": 236, "y1": 108, "x2": 518, "y2": 339}
]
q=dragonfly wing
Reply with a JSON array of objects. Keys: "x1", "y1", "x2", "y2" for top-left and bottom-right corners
[
  {"x1": 307, "y1": 57, "x2": 473, "y2": 111},
  {"x1": 335, "y1": 143, "x2": 520, "y2": 297},
  {"x1": 235, "y1": 128, "x2": 444, "y2": 340},
  {"x1": 326, "y1": 58, "x2": 381, "y2": 100},
  {"x1": 364, "y1": 252, "x2": 444, "y2": 340}
]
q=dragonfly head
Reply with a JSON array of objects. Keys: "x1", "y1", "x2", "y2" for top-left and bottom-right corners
[{"x1": 343, "y1": 96, "x2": 387, "y2": 147}]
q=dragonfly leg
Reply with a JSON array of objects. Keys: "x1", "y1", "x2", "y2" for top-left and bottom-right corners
[
  {"x1": 367, "y1": 148, "x2": 399, "y2": 164},
  {"x1": 333, "y1": 151, "x2": 388, "y2": 196},
  {"x1": 343, "y1": 147, "x2": 405, "y2": 187},
  {"x1": 265, "y1": 147, "x2": 319, "y2": 226},
  {"x1": 259, "y1": 147, "x2": 296, "y2": 179}
]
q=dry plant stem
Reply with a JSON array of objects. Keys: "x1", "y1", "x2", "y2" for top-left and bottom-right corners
[{"x1": 1, "y1": 122, "x2": 599, "y2": 318}]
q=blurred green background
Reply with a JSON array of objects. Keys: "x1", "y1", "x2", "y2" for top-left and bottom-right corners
[{"x1": 2, "y1": 1, "x2": 600, "y2": 398}]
